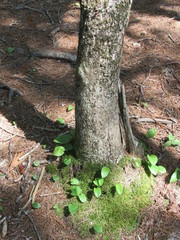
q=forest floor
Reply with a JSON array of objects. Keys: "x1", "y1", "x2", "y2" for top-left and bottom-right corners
[{"x1": 0, "y1": 0, "x2": 180, "y2": 239}]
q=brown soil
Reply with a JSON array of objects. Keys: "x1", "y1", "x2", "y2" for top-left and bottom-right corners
[{"x1": 0, "y1": 0, "x2": 179, "y2": 239}]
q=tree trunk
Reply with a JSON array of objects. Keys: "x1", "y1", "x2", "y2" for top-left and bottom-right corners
[{"x1": 75, "y1": 0, "x2": 136, "y2": 164}]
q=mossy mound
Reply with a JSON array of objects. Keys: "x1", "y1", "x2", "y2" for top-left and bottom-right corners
[{"x1": 61, "y1": 155, "x2": 154, "y2": 239}]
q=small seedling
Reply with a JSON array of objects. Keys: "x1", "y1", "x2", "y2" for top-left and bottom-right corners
[
  {"x1": 0, "y1": 174, "x2": 5, "y2": 177},
  {"x1": 32, "y1": 202, "x2": 41, "y2": 209},
  {"x1": 53, "y1": 204, "x2": 59, "y2": 210},
  {"x1": 7, "y1": 47, "x2": 14, "y2": 53},
  {"x1": 13, "y1": 121, "x2": 17, "y2": 128},
  {"x1": 71, "y1": 178, "x2": 80, "y2": 185},
  {"x1": 115, "y1": 183, "x2": 123, "y2": 195},
  {"x1": 74, "y1": 2, "x2": 80, "y2": 8},
  {"x1": 101, "y1": 166, "x2": 110, "y2": 178},
  {"x1": 93, "y1": 225, "x2": 102, "y2": 234},
  {"x1": 53, "y1": 146, "x2": 65, "y2": 157},
  {"x1": 64, "y1": 143, "x2": 73, "y2": 151},
  {"x1": 78, "y1": 193, "x2": 87, "y2": 203},
  {"x1": 170, "y1": 168, "x2": 180, "y2": 183},
  {"x1": 42, "y1": 144, "x2": 46, "y2": 149},
  {"x1": 67, "y1": 105, "x2": 75, "y2": 111},
  {"x1": 147, "y1": 154, "x2": 166, "y2": 176},
  {"x1": 164, "y1": 133, "x2": 180, "y2": 147},
  {"x1": 63, "y1": 155, "x2": 72, "y2": 166},
  {"x1": 33, "y1": 161, "x2": 40, "y2": 167},
  {"x1": 57, "y1": 118, "x2": 65, "y2": 125},
  {"x1": 94, "y1": 187, "x2": 101, "y2": 198},
  {"x1": 71, "y1": 186, "x2": 82, "y2": 197},
  {"x1": 68, "y1": 203, "x2": 78, "y2": 215},
  {"x1": 32, "y1": 174, "x2": 38, "y2": 180},
  {"x1": 146, "y1": 128, "x2": 157, "y2": 138},
  {"x1": 93, "y1": 178, "x2": 104, "y2": 187},
  {"x1": 52, "y1": 175, "x2": 59, "y2": 182}
]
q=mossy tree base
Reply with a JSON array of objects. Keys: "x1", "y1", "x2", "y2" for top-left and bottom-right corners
[{"x1": 60, "y1": 155, "x2": 154, "y2": 239}]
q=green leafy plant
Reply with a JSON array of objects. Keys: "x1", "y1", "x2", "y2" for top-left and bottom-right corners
[
  {"x1": 68, "y1": 203, "x2": 78, "y2": 215},
  {"x1": 53, "y1": 204, "x2": 59, "y2": 210},
  {"x1": 147, "y1": 154, "x2": 166, "y2": 176},
  {"x1": 52, "y1": 175, "x2": 59, "y2": 182},
  {"x1": 67, "y1": 105, "x2": 75, "y2": 111},
  {"x1": 54, "y1": 133, "x2": 72, "y2": 144},
  {"x1": 93, "y1": 224, "x2": 102, "y2": 234},
  {"x1": 146, "y1": 128, "x2": 157, "y2": 139},
  {"x1": 33, "y1": 160, "x2": 40, "y2": 167},
  {"x1": 7, "y1": 47, "x2": 15, "y2": 53},
  {"x1": 32, "y1": 202, "x2": 41, "y2": 209},
  {"x1": 101, "y1": 166, "x2": 110, "y2": 178},
  {"x1": 71, "y1": 178, "x2": 80, "y2": 185},
  {"x1": 164, "y1": 133, "x2": 180, "y2": 147},
  {"x1": 115, "y1": 183, "x2": 123, "y2": 195},
  {"x1": 53, "y1": 146, "x2": 65, "y2": 157},
  {"x1": 170, "y1": 168, "x2": 180, "y2": 183},
  {"x1": 93, "y1": 178, "x2": 104, "y2": 187},
  {"x1": 32, "y1": 174, "x2": 38, "y2": 180},
  {"x1": 0, "y1": 205, "x2": 3, "y2": 211},
  {"x1": 78, "y1": 193, "x2": 87, "y2": 203},
  {"x1": 0, "y1": 174, "x2": 5, "y2": 177},
  {"x1": 94, "y1": 187, "x2": 102, "y2": 198},
  {"x1": 63, "y1": 155, "x2": 72, "y2": 166},
  {"x1": 57, "y1": 118, "x2": 65, "y2": 125},
  {"x1": 71, "y1": 186, "x2": 83, "y2": 197}
]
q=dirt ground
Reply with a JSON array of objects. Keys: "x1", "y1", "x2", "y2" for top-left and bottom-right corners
[{"x1": 0, "y1": 0, "x2": 180, "y2": 239}]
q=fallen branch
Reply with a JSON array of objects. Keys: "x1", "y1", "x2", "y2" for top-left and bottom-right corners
[
  {"x1": 15, "y1": 5, "x2": 44, "y2": 14},
  {"x1": 0, "y1": 125, "x2": 24, "y2": 138},
  {"x1": 21, "y1": 209, "x2": 41, "y2": 240},
  {"x1": 32, "y1": 166, "x2": 45, "y2": 203},
  {"x1": 32, "y1": 126, "x2": 63, "y2": 131},
  {"x1": 30, "y1": 49, "x2": 77, "y2": 63},
  {"x1": 45, "y1": 9, "x2": 54, "y2": 24},
  {"x1": 136, "y1": 118, "x2": 177, "y2": 125}
]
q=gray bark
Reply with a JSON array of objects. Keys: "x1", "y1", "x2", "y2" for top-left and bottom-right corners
[{"x1": 75, "y1": 0, "x2": 134, "y2": 164}]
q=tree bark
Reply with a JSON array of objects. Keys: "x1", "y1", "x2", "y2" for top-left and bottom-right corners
[{"x1": 75, "y1": 0, "x2": 134, "y2": 164}]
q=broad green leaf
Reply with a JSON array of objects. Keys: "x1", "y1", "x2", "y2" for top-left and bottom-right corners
[
  {"x1": 157, "y1": 166, "x2": 166, "y2": 174},
  {"x1": 78, "y1": 193, "x2": 87, "y2": 203},
  {"x1": 93, "y1": 178, "x2": 104, "y2": 187},
  {"x1": 0, "y1": 174, "x2": 5, "y2": 177},
  {"x1": 71, "y1": 186, "x2": 82, "y2": 196},
  {"x1": 57, "y1": 118, "x2": 65, "y2": 125},
  {"x1": 0, "y1": 205, "x2": 3, "y2": 211},
  {"x1": 146, "y1": 128, "x2": 157, "y2": 138},
  {"x1": 147, "y1": 154, "x2": 158, "y2": 165},
  {"x1": 172, "y1": 140, "x2": 180, "y2": 146},
  {"x1": 170, "y1": 168, "x2": 180, "y2": 183},
  {"x1": 164, "y1": 141, "x2": 172, "y2": 147},
  {"x1": 168, "y1": 133, "x2": 175, "y2": 141},
  {"x1": 71, "y1": 178, "x2": 80, "y2": 185},
  {"x1": 32, "y1": 202, "x2": 41, "y2": 209},
  {"x1": 101, "y1": 166, "x2": 110, "y2": 178},
  {"x1": 148, "y1": 165, "x2": 159, "y2": 176},
  {"x1": 115, "y1": 183, "x2": 123, "y2": 195},
  {"x1": 7, "y1": 47, "x2": 14, "y2": 53},
  {"x1": 32, "y1": 174, "x2": 38, "y2": 180},
  {"x1": 52, "y1": 175, "x2": 59, "y2": 182},
  {"x1": 42, "y1": 144, "x2": 47, "y2": 149},
  {"x1": 63, "y1": 155, "x2": 72, "y2": 166},
  {"x1": 67, "y1": 105, "x2": 75, "y2": 111},
  {"x1": 53, "y1": 204, "x2": 59, "y2": 210},
  {"x1": 33, "y1": 160, "x2": 40, "y2": 167},
  {"x1": 70, "y1": 129, "x2": 75, "y2": 138},
  {"x1": 94, "y1": 225, "x2": 102, "y2": 234},
  {"x1": 64, "y1": 143, "x2": 73, "y2": 151},
  {"x1": 54, "y1": 133, "x2": 72, "y2": 144},
  {"x1": 94, "y1": 187, "x2": 101, "y2": 198},
  {"x1": 53, "y1": 146, "x2": 65, "y2": 157},
  {"x1": 68, "y1": 203, "x2": 78, "y2": 215}
]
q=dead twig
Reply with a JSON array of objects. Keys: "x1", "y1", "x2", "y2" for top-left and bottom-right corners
[
  {"x1": 30, "y1": 49, "x2": 77, "y2": 63},
  {"x1": 32, "y1": 126, "x2": 63, "y2": 131},
  {"x1": 18, "y1": 138, "x2": 44, "y2": 162},
  {"x1": 40, "y1": 192, "x2": 62, "y2": 197},
  {"x1": 168, "y1": 34, "x2": 175, "y2": 43},
  {"x1": 136, "y1": 118, "x2": 177, "y2": 125},
  {"x1": 32, "y1": 166, "x2": 45, "y2": 203},
  {"x1": 18, "y1": 185, "x2": 35, "y2": 215},
  {"x1": 21, "y1": 209, "x2": 41, "y2": 240},
  {"x1": 0, "y1": 217, "x2": 6, "y2": 225},
  {"x1": 2, "y1": 219, "x2": 8, "y2": 238},
  {"x1": 45, "y1": 9, "x2": 54, "y2": 24},
  {"x1": 15, "y1": 5, "x2": 44, "y2": 14},
  {"x1": 0, "y1": 125, "x2": 25, "y2": 138},
  {"x1": 139, "y1": 68, "x2": 152, "y2": 102}
]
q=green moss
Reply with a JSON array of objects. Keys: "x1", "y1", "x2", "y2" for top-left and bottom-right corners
[
  {"x1": 45, "y1": 163, "x2": 59, "y2": 174},
  {"x1": 61, "y1": 156, "x2": 153, "y2": 239}
]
